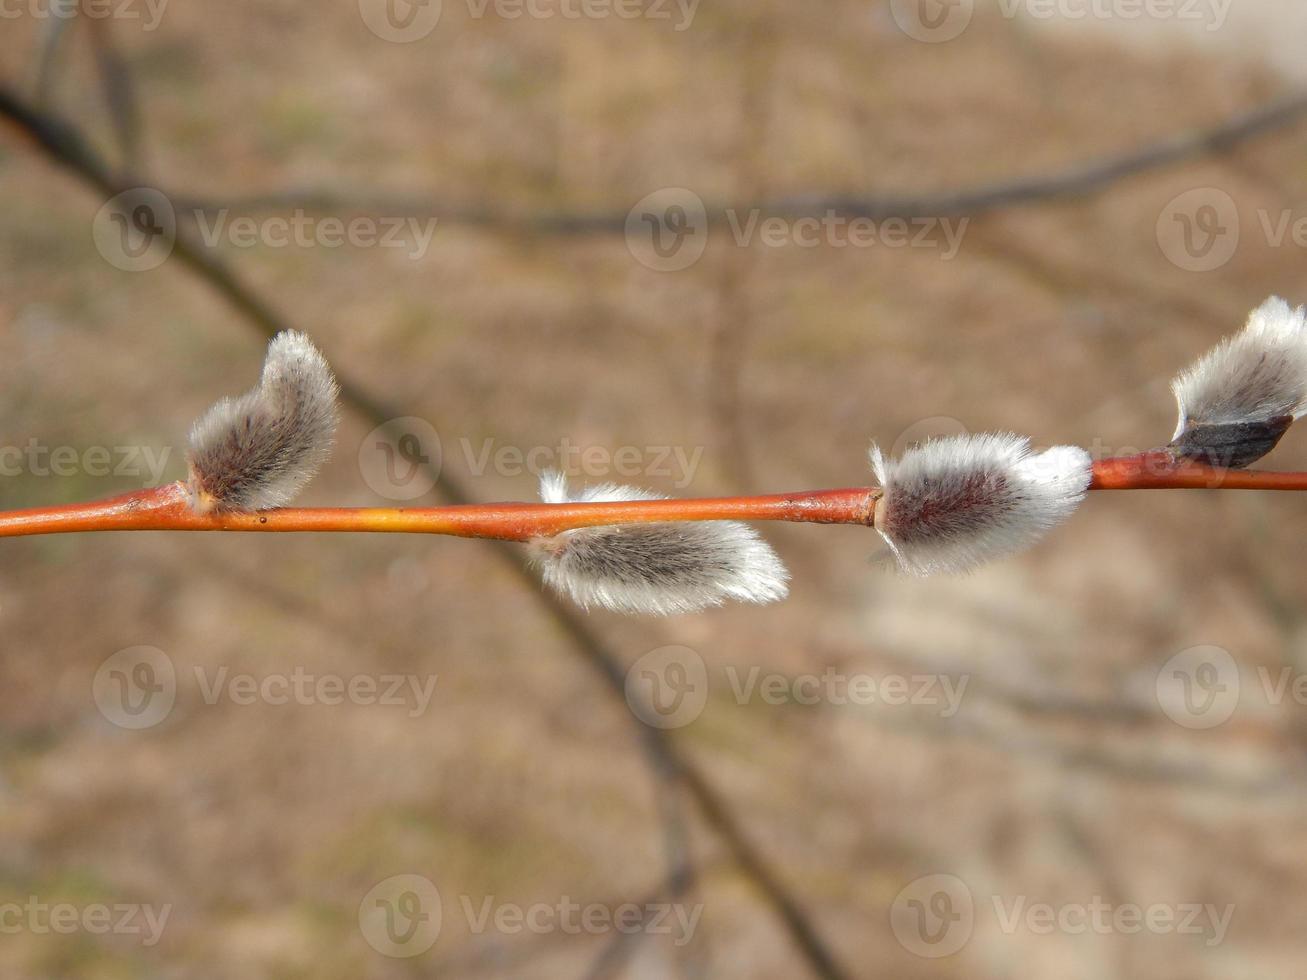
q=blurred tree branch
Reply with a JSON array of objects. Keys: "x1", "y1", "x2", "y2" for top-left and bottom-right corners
[
  {"x1": 0, "y1": 81, "x2": 852, "y2": 980},
  {"x1": 162, "y1": 90, "x2": 1307, "y2": 231},
  {"x1": 85, "y1": 15, "x2": 145, "y2": 173}
]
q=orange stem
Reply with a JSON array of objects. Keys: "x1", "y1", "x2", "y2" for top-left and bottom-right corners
[
  {"x1": 1089, "y1": 452, "x2": 1307, "y2": 490},
  {"x1": 3, "y1": 454, "x2": 1307, "y2": 542},
  {"x1": 0, "y1": 482, "x2": 878, "y2": 541}
]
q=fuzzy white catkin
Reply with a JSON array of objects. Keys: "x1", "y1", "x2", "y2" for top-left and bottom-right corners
[
  {"x1": 186, "y1": 331, "x2": 339, "y2": 512},
  {"x1": 1171, "y1": 296, "x2": 1307, "y2": 438},
  {"x1": 871, "y1": 433, "x2": 1092, "y2": 576},
  {"x1": 528, "y1": 471, "x2": 789, "y2": 616}
]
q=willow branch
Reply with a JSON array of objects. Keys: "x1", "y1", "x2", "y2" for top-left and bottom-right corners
[
  {"x1": 0, "y1": 483, "x2": 879, "y2": 539},
  {"x1": 167, "y1": 90, "x2": 1307, "y2": 230},
  {"x1": 0, "y1": 80, "x2": 852, "y2": 980},
  {"x1": 4, "y1": 457, "x2": 1307, "y2": 540}
]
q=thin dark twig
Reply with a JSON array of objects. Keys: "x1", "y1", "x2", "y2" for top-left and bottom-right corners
[
  {"x1": 30, "y1": 15, "x2": 74, "y2": 105},
  {"x1": 166, "y1": 91, "x2": 1307, "y2": 232},
  {"x1": 0, "y1": 83, "x2": 851, "y2": 980},
  {"x1": 581, "y1": 859, "x2": 703, "y2": 980},
  {"x1": 85, "y1": 15, "x2": 145, "y2": 173}
]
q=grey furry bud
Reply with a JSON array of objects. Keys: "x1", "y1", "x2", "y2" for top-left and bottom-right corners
[
  {"x1": 871, "y1": 433, "x2": 1091, "y2": 576},
  {"x1": 1169, "y1": 296, "x2": 1307, "y2": 468},
  {"x1": 186, "y1": 332, "x2": 339, "y2": 512},
  {"x1": 528, "y1": 472, "x2": 789, "y2": 616}
]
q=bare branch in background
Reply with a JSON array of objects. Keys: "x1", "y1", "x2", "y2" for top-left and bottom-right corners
[
  {"x1": 0, "y1": 83, "x2": 852, "y2": 980},
  {"x1": 164, "y1": 90, "x2": 1307, "y2": 232},
  {"x1": 85, "y1": 15, "x2": 145, "y2": 173},
  {"x1": 29, "y1": 15, "x2": 74, "y2": 105}
]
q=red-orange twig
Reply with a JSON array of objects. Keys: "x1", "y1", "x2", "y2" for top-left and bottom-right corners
[
  {"x1": 0, "y1": 482, "x2": 878, "y2": 540},
  {"x1": 4, "y1": 455, "x2": 1307, "y2": 541},
  {"x1": 1089, "y1": 452, "x2": 1307, "y2": 490}
]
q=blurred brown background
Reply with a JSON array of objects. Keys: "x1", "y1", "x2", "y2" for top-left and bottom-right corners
[{"x1": 4, "y1": 1, "x2": 1307, "y2": 977}]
